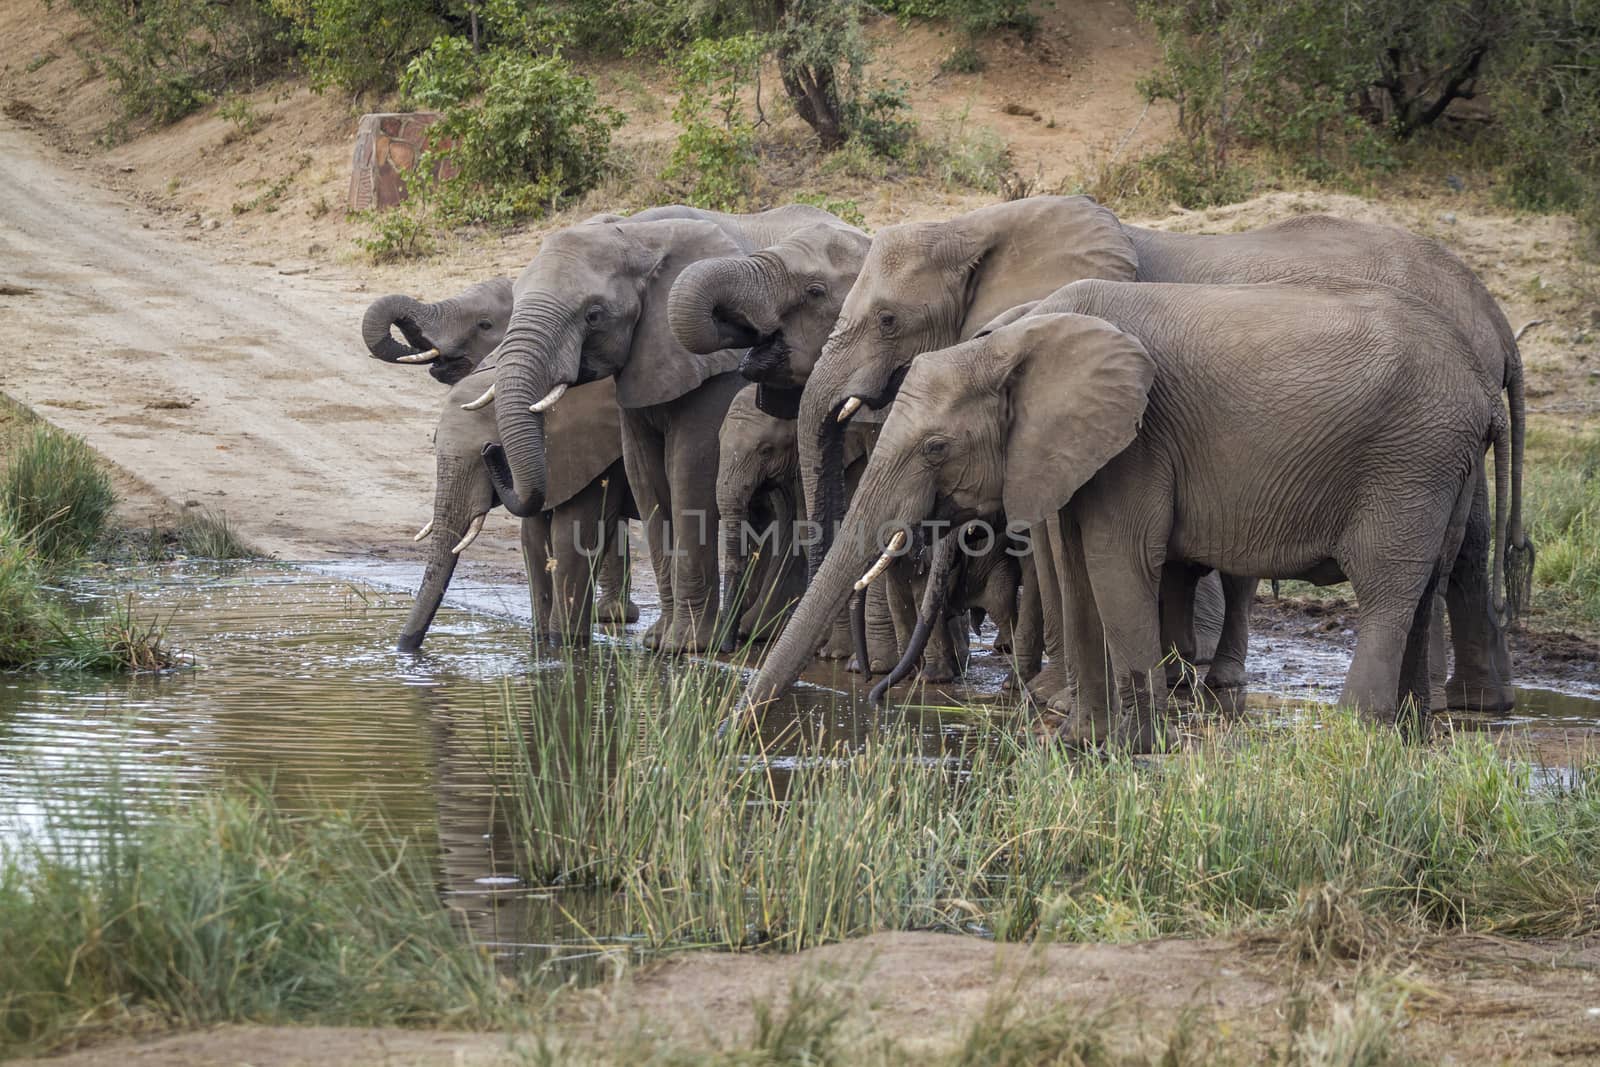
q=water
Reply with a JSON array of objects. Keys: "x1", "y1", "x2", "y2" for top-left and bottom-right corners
[{"x1": 2, "y1": 562, "x2": 1597, "y2": 971}]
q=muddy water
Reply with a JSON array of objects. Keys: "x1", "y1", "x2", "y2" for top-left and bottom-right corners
[{"x1": 2, "y1": 562, "x2": 1598, "y2": 973}]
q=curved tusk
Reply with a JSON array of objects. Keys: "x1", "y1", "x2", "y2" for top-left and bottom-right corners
[
  {"x1": 529, "y1": 382, "x2": 568, "y2": 413},
  {"x1": 396, "y1": 348, "x2": 440, "y2": 364},
  {"x1": 452, "y1": 513, "x2": 486, "y2": 554},
  {"x1": 854, "y1": 529, "x2": 908, "y2": 591},
  {"x1": 413, "y1": 519, "x2": 433, "y2": 542},
  {"x1": 1514, "y1": 319, "x2": 1546, "y2": 343},
  {"x1": 460, "y1": 383, "x2": 495, "y2": 411},
  {"x1": 836, "y1": 396, "x2": 862, "y2": 423}
]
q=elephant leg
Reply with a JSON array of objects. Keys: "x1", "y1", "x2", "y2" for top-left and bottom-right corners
[
  {"x1": 1079, "y1": 519, "x2": 1169, "y2": 753},
  {"x1": 595, "y1": 470, "x2": 638, "y2": 626},
  {"x1": 1444, "y1": 472, "x2": 1515, "y2": 712},
  {"x1": 1027, "y1": 520, "x2": 1068, "y2": 702},
  {"x1": 918, "y1": 603, "x2": 962, "y2": 685},
  {"x1": 1203, "y1": 574, "x2": 1257, "y2": 697},
  {"x1": 660, "y1": 395, "x2": 731, "y2": 654},
  {"x1": 549, "y1": 490, "x2": 603, "y2": 648},
  {"x1": 1047, "y1": 515, "x2": 1110, "y2": 720},
  {"x1": 620, "y1": 412, "x2": 674, "y2": 650},
  {"x1": 1159, "y1": 562, "x2": 1204, "y2": 689},
  {"x1": 519, "y1": 512, "x2": 553, "y2": 641},
  {"x1": 1006, "y1": 552, "x2": 1044, "y2": 689},
  {"x1": 885, "y1": 562, "x2": 919, "y2": 677},
  {"x1": 865, "y1": 577, "x2": 898, "y2": 675},
  {"x1": 1398, "y1": 567, "x2": 1444, "y2": 724}
]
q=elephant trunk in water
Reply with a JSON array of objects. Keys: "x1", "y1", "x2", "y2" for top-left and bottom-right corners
[
  {"x1": 398, "y1": 452, "x2": 482, "y2": 651},
  {"x1": 362, "y1": 294, "x2": 441, "y2": 363},
  {"x1": 486, "y1": 303, "x2": 577, "y2": 517},
  {"x1": 742, "y1": 461, "x2": 930, "y2": 707},
  {"x1": 668, "y1": 256, "x2": 780, "y2": 356}
]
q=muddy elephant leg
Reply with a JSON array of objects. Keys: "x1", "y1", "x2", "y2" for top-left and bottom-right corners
[
  {"x1": 548, "y1": 486, "x2": 604, "y2": 648},
  {"x1": 519, "y1": 511, "x2": 553, "y2": 642},
  {"x1": 1047, "y1": 515, "x2": 1112, "y2": 726},
  {"x1": 1027, "y1": 521, "x2": 1067, "y2": 701},
  {"x1": 1444, "y1": 472, "x2": 1514, "y2": 712},
  {"x1": 595, "y1": 469, "x2": 638, "y2": 626},
  {"x1": 1007, "y1": 551, "x2": 1044, "y2": 689},
  {"x1": 620, "y1": 411, "x2": 674, "y2": 649},
  {"x1": 660, "y1": 390, "x2": 735, "y2": 654},
  {"x1": 1079, "y1": 527, "x2": 1167, "y2": 753},
  {"x1": 1203, "y1": 575, "x2": 1257, "y2": 697},
  {"x1": 885, "y1": 562, "x2": 919, "y2": 681},
  {"x1": 919, "y1": 601, "x2": 962, "y2": 684},
  {"x1": 865, "y1": 577, "x2": 898, "y2": 674},
  {"x1": 1160, "y1": 562, "x2": 1204, "y2": 688}
]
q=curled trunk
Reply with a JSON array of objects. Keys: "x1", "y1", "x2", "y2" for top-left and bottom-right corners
[
  {"x1": 362, "y1": 294, "x2": 439, "y2": 363},
  {"x1": 718, "y1": 513, "x2": 748, "y2": 654},
  {"x1": 668, "y1": 256, "x2": 779, "y2": 356}
]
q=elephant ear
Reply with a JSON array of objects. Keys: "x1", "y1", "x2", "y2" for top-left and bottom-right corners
[
  {"x1": 998, "y1": 312, "x2": 1155, "y2": 525},
  {"x1": 953, "y1": 196, "x2": 1138, "y2": 341},
  {"x1": 615, "y1": 220, "x2": 750, "y2": 410},
  {"x1": 973, "y1": 300, "x2": 1040, "y2": 338},
  {"x1": 542, "y1": 378, "x2": 624, "y2": 510}
]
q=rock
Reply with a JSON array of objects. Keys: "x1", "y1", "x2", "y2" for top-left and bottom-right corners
[
  {"x1": 1440, "y1": 212, "x2": 1457, "y2": 224},
  {"x1": 308, "y1": 242, "x2": 326, "y2": 256},
  {"x1": 201, "y1": 218, "x2": 220, "y2": 231},
  {"x1": 347, "y1": 112, "x2": 458, "y2": 212}
]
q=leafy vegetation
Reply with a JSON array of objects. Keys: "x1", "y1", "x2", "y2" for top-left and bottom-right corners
[
  {"x1": 1526, "y1": 425, "x2": 1600, "y2": 626},
  {"x1": 2, "y1": 423, "x2": 113, "y2": 565},
  {"x1": 664, "y1": 33, "x2": 765, "y2": 209},
  {"x1": 497, "y1": 652, "x2": 1600, "y2": 954}
]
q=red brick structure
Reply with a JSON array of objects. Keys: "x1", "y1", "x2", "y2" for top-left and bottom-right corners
[{"x1": 347, "y1": 113, "x2": 459, "y2": 212}]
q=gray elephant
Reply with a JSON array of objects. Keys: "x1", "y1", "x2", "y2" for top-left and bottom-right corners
[
  {"x1": 362, "y1": 278, "x2": 514, "y2": 385},
  {"x1": 481, "y1": 206, "x2": 852, "y2": 653},
  {"x1": 398, "y1": 367, "x2": 635, "y2": 651},
  {"x1": 747, "y1": 285, "x2": 1506, "y2": 752},
  {"x1": 798, "y1": 197, "x2": 1522, "y2": 711}
]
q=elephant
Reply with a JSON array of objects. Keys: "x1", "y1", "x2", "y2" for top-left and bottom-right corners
[
  {"x1": 362, "y1": 277, "x2": 514, "y2": 386},
  {"x1": 799, "y1": 197, "x2": 1523, "y2": 711},
  {"x1": 399, "y1": 366, "x2": 636, "y2": 651},
  {"x1": 668, "y1": 219, "x2": 873, "y2": 414},
  {"x1": 746, "y1": 284, "x2": 1506, "y2": 752},
  {"x1": 481, "y1": 206, "x2": 856, "y2": 654}
]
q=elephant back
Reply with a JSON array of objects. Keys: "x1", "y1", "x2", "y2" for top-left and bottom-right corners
[{"x1": 543, "y1": 379, "x2": 625, "y2": 511}]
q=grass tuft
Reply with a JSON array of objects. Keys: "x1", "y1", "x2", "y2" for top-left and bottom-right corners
[
  {"x1": 48, "y1": 596, "x2": 182, "y2": 672},
  {"x1": 0, "y1": 514, "x2": 54, "y2": 667},
  {"x1": 1, "y1": 423, "x2": 114, "y2": 564},
  {"x1": 1524, "y1": 424, "x2": 1600, "y2": 626},
  {"x1": 174, "y1": 508, "x2": 256, "y2": 560}
]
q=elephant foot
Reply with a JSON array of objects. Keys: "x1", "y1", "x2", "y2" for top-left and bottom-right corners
[
  {"x1": 1039, "y1": 699, "x2": 1115, "y2": 750},
  {"x1": 917, "y1": 663, "x2": 960, "y2": 686},
  {"x1": 661, "y1": 610, "x2": 717, "y2": 655},
  {"x1": 1110, "y1": 709, "x2": 1170, "y2": 755},
  {"x1": 596, "y1": 597, "x2": 640, "y2": 626},
  {"x1": 1445, "y1": 673, "x2": 1515, "y2": 713},
  {"x1": 846, "y1": 655, "x2": 866, "y2": 674},
  {"x1": 1025, "y1": 664, "x2": 1067, "y2": 704},
  {"x1": 1193, "y1": 682, "x2": 1247, "y2": 718},
  {"x1": 642, "y1": 616, "x2": 666, "y2": 650},
  {"x1": 816, "y1": 636, "x2": 853, "y2": 660}
]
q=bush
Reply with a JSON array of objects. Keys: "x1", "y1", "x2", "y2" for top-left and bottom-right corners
[
  {"x1": 399, "y1": 36, "x2": 622, "y2": 226},
  {"x1": 663, "y1": 33, "x2": 764, "y2": 209},
  {"x1": 269, "y1": 0, "x2": 447, "y2": 95},
  {"x1": 62, "y1": 0, "x2": 293, "y2": 125},
  {"x1": 2, "y1": 424, "x2": 114, "y2": 564},
  {"x1": 880, "y1": 0, "x2": 1037, "y2": 37},
  {"x1": 0, "y1": 517, "x2": 52, "y2": 668}
]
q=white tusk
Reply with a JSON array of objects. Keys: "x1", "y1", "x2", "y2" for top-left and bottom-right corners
[
  {"x1": 460, "y1": 383, "x2": 495, "y2": 410},
  {"x1": 413, "y1": 519, "x2": 433, "y2": 542},
  {"x1": 396, "y1": 348, "x2": 440, "y2": 364},
  {"x1": 452, "y1": 513, "x2": 486, "y2": 554},
  {"x1": 529, "y1": 383, "x2": 568, "y2": 413},
  {"x1": 837, "y1": 396, "x2": 862, "y2": 423},
  {"x1": 854, "y1": 530, "x2": 908, "y2": 591},
  {"x1": 1514, "y1": 319, "x2": 1546, "y2": 343}
]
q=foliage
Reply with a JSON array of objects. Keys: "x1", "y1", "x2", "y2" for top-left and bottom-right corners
[
  {"x1": 399, "y1": 35, "x2": 622, "y2": 226},
  {"x1": 1526, "y1": 426, "x2": 1600, "y2": 624},
  {"x1": 879, "y1": 0, "x2": 1038, "y2": 38},
  {"x1": 59, "y1": 0, "x2": 293, "y2": 125},
  {"x1": 2, "y1": 424, "x2": 114, "y2": 564},
  {"x1": 48, "y1": 597, "x2": 181, "y2": 672},
  {"x1": 496, "y1": 651, "x2": 1600, "y2": 955},
  {"x1": 269, "y1": 0, "x2": 448, "y2": 95},
  {"x1": 792, "y1": 192, "x2": 866, "y2": 228},
  {"x1": 174, "y1": 509, "x2": 257, "y2": 560},
  {"x1": 664, "y1": 34, "x2": 765, "y2": 209},
  {"x1": 0, "y1": 786, "x2": 519, "y2": 1054},
  {"x1": 0, "y1": 516, "x2": 54, "y2": 669}
]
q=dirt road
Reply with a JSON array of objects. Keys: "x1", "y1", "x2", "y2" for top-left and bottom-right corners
[{"x1": 0, "y1": 116, "x2": 519, "y2": 563}]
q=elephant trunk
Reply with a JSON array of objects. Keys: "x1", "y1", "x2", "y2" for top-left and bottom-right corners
[
  {"x1": 743, "y1": 463, "x2": 924, "y2": 707},
  {"x1": 669, "y1": 255, "x2": 782, "y2": 355},
  {"x1": 718, "y1": 514, "x2": 747, "y2": 654},
  {"x1": 487, "y1": 305, "x2": 577, "y2": 517},
  {"x1": 398, "y1": 453, "x2": 481, "y2": 651},
  {"x1": 870, "y1": 526, "x2": 961, "y2": 705},
  {"x1": 363, "y1": 294, "x2": 440, "y2": 363}
]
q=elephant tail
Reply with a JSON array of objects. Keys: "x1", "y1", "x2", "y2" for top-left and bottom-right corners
[
  {"x1": 1490, "y1": 404, "x2": 1512, "y2": 630},
  {"x1": 1504, "y1": 331, "x2": 1535, "y2": 621}
]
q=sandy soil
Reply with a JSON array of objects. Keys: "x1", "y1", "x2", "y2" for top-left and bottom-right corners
[{"x1": 21, "y1": 930, "x2": 1600, "y2": 1065}]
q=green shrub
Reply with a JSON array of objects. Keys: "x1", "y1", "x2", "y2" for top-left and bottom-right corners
[
  {"x1": 62, "y1": 0, "x2": 293, "y2": 125},
  {"x1": 1526, "y1": 427, "x2": 1600, "y2": 623},
  {"x1": 664, "y1": 34, "x2": 765, "y2": 209},
  {"x1": 174, "y1": 509, "x2": 257, "y2": 560},
  {"x1": 0, "y1": 517, "x2": 53, "y2": 668},
  {"x1": 269, "y1": 0, "x2": 447, "y2": 95},
  {"x1": 880, "y1": 0, "x2": 1037, "y2": 37},
  {"x1": 1, "y1": 424, "x2": 114, "y2": 564}
]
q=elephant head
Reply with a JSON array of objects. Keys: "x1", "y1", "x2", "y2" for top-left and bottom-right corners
[
  {"x1": 361, "y1": 278, "x2": 514, "y2": 386},
  {"x1": 667, "y1": 222, "x2": 871, "y2": 408},
  {"x1": 398, "y1": 369, "x2": 625, "y2": 651},
  {"x1": 795, "y1": 196, "x2": 1137, "y2": 571},
  {"x1": 745, "y1": 311, "x2": 1156, "y2": 706},
  {"x1": 483, "y1": 219, "x2": 749, "y2": 517}
]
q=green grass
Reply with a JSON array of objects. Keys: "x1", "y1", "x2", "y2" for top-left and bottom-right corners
[
  {"x1": 1525, "y1": 424, "x2": 1600, "y2": 627},
  {"x1": 496, "y1": 653, "x2": 1600, "y2": 955},
  {"x1": 1, "y1": 422, "x2": 114, "y2": 564},
  {"x1": 173, "y1": 507, "x2": 257, "y2": 560},
  {"x1": 0, "y1": 785, "x2": 524, "y2": 1056},
  {"x1": 0, "y1": 514, "x2": 54, "y2": 667}
]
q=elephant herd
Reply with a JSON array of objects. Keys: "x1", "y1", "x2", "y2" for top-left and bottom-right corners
[{"x1": 362, "y1": 195, "x2": 1531, "y2": 751}]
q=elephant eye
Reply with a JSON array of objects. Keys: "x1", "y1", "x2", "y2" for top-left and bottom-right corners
[
  {"x1": 877, "y1": 310, "x2": 897, "y2": 334},
  {"x1": 476, "y1": 319, "x2": 494, "y2": 331},
  {"x1": 805, "y1": 282, "x2": 826, "y2": 298},
  {"x1": 585, "y1": 305, "x2": 604, "y2": 326},
  {"x1": 922, "y1": 437, "x2": 950, "y2": 460}
]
